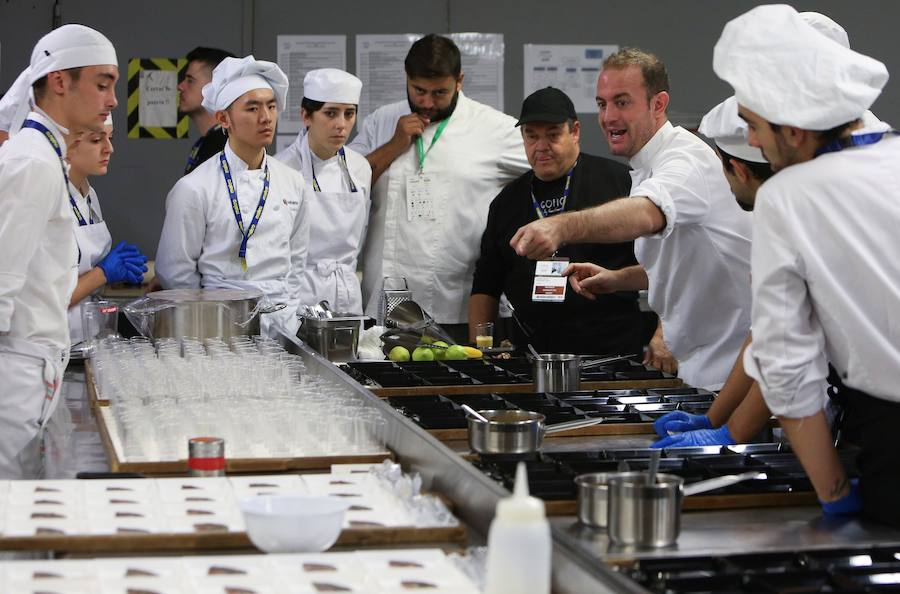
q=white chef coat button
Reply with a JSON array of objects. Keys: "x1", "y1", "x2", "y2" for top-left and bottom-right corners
[{"x1": 273, "y1": 203, "x2": 281, "y2": 212}]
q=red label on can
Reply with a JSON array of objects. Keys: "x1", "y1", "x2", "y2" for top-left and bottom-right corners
[
  {"x1": 100, "y1": 306, "x2": 118, "y2": 314},
  {"x1": 188, "y1": 456, "x2": 225, "y2": 471}
]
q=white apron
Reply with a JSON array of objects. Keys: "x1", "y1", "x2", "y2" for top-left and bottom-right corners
[
  {"x1": 67, "y1": 219, "x2": 112, "y2": 345},
  {"x1": 0, "y1": 336, "x2": 66, "y2": 478},
  {"x1": 300, "y1": 137, "x2": 369, "y2": 314}
]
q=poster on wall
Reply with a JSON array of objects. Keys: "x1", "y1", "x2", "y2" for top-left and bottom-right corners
[
  {"x1": 355, "y1": 34, "x2": 421, "y2": 120},
  {"x1": 448, "y1": 33, "x2": 504, "y2": 112},
  {"x1": 127, "y1": 58, "x2": 188, "y2": 139},
  {"x1": 276, "y1": 35, "x2": 347, "y2": 135},
  {"x1": 523, "y1": 44, "x2": 619, "y2": 113}
]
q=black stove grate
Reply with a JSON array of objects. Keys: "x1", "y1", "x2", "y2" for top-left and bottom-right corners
[
  {"x1": 341, "y1": 355, "x2": 677, "y2": 388},
  {"x1": 473, "y1": 444, "x2": 859, "y2": 502},
  {"x1": 622, "y1": 545, "x2": 900, "y2": 593},
  {"x1": 385, "y1": 388, "x2": 717, "y2": 431}
]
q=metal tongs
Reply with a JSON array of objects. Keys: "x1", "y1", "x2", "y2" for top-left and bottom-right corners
[{"x1": 302, "y1": 300, "x2": 335, "y2": 320}]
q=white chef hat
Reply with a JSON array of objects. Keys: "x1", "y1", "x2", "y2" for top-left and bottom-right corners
[
  {"x1": 0, "y1": 24, "x2": 117, "y2": 135},
  {"x1": 201, "y1": 55, "x2": 289, "y2": 113},
  {"x1": 713, "y1": 4, "x2": 888, "y2": 130},
  {"x1": 698, "y1": 96, "x2": 766, "y2": 163},
  {"x1": 0, "y1": 70, "x2": 30, "y2": 133},
  {"x1": 800, "y1": 11, "x2": 850, "y2": 48},
  {"x1": 302, "y1": 68, "x2": 362, "y2": 105}
]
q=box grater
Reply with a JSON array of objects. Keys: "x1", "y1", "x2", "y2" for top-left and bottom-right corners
[{"x1": 378, "y1": 277, "x2": 413, "y2": 326}]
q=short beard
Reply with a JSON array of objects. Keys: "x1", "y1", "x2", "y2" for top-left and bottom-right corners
[{"x1": 407, "y1": 89, "x2": 459, "y2": 123}]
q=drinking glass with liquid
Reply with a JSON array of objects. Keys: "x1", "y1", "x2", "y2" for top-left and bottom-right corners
[{"x1": 475, "y1": 322, "x2": 494, "y2": 349}]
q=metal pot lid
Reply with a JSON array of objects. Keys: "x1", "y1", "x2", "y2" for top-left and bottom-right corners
[{"x1": 145, "y1": 288, "x2": 265, "y2": 303}]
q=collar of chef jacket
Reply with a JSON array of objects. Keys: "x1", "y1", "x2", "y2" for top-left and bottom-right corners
[
  {"x1": 222, "y1": 141, "x2": 270, "y2": 179},
  {"x1": 27, "y1": 107, "x2": 71, "y2": 157},
  {"x1": 629, "y1": 120, "x2": 675, "y2": 177}
]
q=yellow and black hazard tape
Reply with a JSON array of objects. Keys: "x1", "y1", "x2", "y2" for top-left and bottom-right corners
[{"x1": 127, "y1": 57, "x2": 189, "y2": 139}]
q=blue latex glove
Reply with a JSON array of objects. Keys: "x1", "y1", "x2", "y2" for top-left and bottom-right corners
[
  {"x1": 651, "y1": 425, "x2": 736, "y2": 448},
  {"x1": 98, "y1": 241, "x2": 148, "y2": 284},
  {"x1": 653, "y1": 410, "x2": 712, "y2": 437},
  {"x1": 821, "y1": 479, "x2": 862, "y2": 516}
]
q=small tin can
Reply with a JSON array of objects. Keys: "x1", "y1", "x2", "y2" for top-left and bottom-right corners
[{"x1": 188, "y1": 437, "x2": 225, "y2": 477}]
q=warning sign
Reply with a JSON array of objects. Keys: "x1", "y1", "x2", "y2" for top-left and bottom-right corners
[{"x1": 127, "y1": 58, "x2": 189, "y2": 139}]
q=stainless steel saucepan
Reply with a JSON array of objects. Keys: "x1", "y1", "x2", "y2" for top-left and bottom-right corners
[
  {"x1": 529, "y1": 353, "x2": 636, "y2": 392},
  {"x1": 598, "y1": 470, "x2": 766, "y2": 547},
  {"x1": 124, "y1": 289, "x2": 285, "y2": 341},
  {"x1": 466, "y1": 409, "x2": 604, "y2": 456}
]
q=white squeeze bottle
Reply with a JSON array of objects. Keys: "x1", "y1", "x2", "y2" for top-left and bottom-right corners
[{"x1": 485, "y1": 462, "x2": 552, "y2": 594}]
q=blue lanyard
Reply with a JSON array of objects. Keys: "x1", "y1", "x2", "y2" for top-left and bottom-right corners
[
  {"x1": 530, "y1": 161, "x2": 576, "y2": 219},
  {"x1": 21, "y1": 119, "x2": 90, "y2": 226},
  {"x1": 219, "y1": 152, "x2": 270, "y2": 272},
  {"x1": 310, "y1": 147, "x2": 358, "y2": 193},
  {"x1": 815, "y1": 129, "x2": 899, "y2": 157},
  {"x1": 68, "y1": 184, "x2": 95, "y2": 225},
  {"x1": 185, "y1": 124, "x2": 221, "y2": 174}
]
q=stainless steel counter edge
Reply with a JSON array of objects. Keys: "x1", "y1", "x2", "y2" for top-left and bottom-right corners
[{"x1": 280, "y1": 334, "x2": 647, "y2": 593}]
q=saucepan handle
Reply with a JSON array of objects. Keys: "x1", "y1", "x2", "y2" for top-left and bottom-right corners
[
  {"x1": 580, "y1": 354, "x2": 638, "y2": 369},
  {"x1": 682, "y1": 470, "x2": 766, "y2": 497},
  {"x1": 545, "y1": 417, "x2": 605, "y2": 434}
]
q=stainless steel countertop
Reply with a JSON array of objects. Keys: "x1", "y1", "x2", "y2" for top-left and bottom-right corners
[
  {"x1": 45, "y1": 342, "x2": 635, "y2": 592},
  {"x1": 445, "y1": 429, "x2": 900, "y2": 579},
  {"x1": 48, "y1": 352, "x2": 900, "y2": 593},
  {"x1": 553, "y1": 506, "x2": 900, "y2": 564},
  {"x1": 538, "y1": 432, "x2": 900, "y2": 570}
]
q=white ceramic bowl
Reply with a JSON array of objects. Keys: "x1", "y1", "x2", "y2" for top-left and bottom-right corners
[{"x1": 240, "y1": 495, "x2": 350, "y2": 553}]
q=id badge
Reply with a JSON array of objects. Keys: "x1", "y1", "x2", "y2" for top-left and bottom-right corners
[
  {"x1": 532, "y1": 258, "x2": 569, "y2": 302},
  {"x1": 406, "y1": 173, "x2": 437, "y2": 221}
]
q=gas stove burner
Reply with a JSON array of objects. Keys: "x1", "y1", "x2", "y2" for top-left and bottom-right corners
[
  {"x1": 626, "y1": 545, "x2": 900, "y2": 593},
  {"x1": 470, "y1": 444, "x2": 860, "y2": 511}
]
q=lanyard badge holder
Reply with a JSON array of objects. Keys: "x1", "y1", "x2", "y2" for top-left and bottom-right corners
[
  {"x1": 22, "y1": 119, "x2": 92, "y2": 226},
  {"x1": 406, "y1": 118, "x2": 449, "y2": 222},
  {"x1": 530, "y1": 164, "x2": 575, "y2": 303},
  {"x1": 219, "y1": 153, "x2": 270, "y2": 272}
]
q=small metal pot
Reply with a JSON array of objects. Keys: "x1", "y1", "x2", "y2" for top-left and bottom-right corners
[
  {"x1": 605, "y1": 470, "x2": 765, "y2": 547},
  {"x1": 466, "y1": 410, "x2": 603, "y2": 455},
  {"x1": 530, "y1": 354, "x2": 581, "y2": 392},
  {"x1": 575, "y1": 471, "x2": 645, "y2": 529},
  {"x1": 607, "y1": 472, "x2": 684, "y2": 548}
]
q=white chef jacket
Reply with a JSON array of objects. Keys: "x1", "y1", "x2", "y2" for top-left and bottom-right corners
[
  {"x1": 0, "y1": 110, "x2": 78, "y2": 351},
  {"x1": 744, "y1": 122, "x2": 900, "y2": 418},
  {"x1": 0, "y1": 109, "x2": 75, "y2": 478},
  {"x1": 155, "y1": 142, "x2": 311, "y2": 331},
  {"x1": 349, "y1": 92, "x2": 530, "y2": 323},
  {"x1": 629, "y1": 121, "x2": 753, "y2": 389},
  {"x1": 276, "y1": 133, "x2": 372, "y2": 313}
]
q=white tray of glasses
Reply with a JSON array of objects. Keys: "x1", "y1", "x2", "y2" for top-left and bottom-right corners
[{"x1": 87, "y1": 336, "x2": 393, "y2": 472}]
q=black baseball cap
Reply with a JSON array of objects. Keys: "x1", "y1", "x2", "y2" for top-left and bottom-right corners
[{"x1": 516, "y1": 87, "x2": 577, "y2": 127}]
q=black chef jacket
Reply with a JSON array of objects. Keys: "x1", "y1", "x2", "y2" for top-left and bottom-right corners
[
  {"x1": 471, "y1": 153, "x2": 643, "y2": 355},
  {"x1": 184, "y1": 124, "x2": 228, "y2": 175}
]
